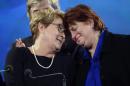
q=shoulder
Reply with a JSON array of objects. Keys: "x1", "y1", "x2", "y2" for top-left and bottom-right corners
[
  {"x1": 105, "y1": 30, "x2": 130, "y2": 41},
  {"x1": 6, "y1": 47, "x2": 28, "y2": 64},
  {"x1": 111, "y1": 33, "x2": 130, "y2": 46},
  {"x1": 103, "y1": 31, "x2": 130, "y2": 53},
  {"x1": 7, "y1": 47, "x2": 27, "y2": 56}
]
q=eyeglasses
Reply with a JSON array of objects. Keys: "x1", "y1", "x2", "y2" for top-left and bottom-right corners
[{"x1": 51, "y1": 23, "x2": 65, "y2": 33}]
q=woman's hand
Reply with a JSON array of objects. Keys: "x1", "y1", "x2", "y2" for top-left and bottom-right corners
[{"x1": 16, "y1": 38, "x2": 26, "y2": 47}]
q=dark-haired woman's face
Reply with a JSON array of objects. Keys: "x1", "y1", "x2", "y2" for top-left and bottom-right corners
[{"x1": 69, "y1": 20, "x2": 95, "y2": 48}]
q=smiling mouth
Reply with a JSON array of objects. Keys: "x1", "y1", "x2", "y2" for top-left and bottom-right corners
[{"x1": 56, "y1": 38, "x2": 63, "y2": 43}]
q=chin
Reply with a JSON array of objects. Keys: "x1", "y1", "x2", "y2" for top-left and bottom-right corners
[
  {"x1": 55, "y1": 48, "x2": 61, "y2": 52},
  {"x1": 55, "y1": 45, "x2": 62, "y2": 52},
  {"x1": 85, "y1": 44, "x2": 92, "y2": 49},
  {"x1": 77, "y1": 41, "x2": 84, "y2": 46},
  {"x1": 55, "y1": 47, "x2": 61, "y2": 52}
]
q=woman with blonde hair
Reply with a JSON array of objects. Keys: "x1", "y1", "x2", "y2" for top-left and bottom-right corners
[{"x1": 5, "y1": 10, "x2": 76, "y2": 86}]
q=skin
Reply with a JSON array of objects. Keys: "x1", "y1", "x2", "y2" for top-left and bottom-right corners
[
  {"x1": 29, "y1": 17, "x2": 65, "y2": 58},
  {"x1": 69, "y1": 20, "x2": 100, "y2": 57},
  {"x1": 29, "y1": 0, "x2": 54, "y2": 19},
  {"x1": 16, "y1": 0, "x2": 55, "y2": 47}
]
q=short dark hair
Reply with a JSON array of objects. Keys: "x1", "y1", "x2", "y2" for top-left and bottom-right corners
[{"x1": 64, "y1": 4, "x2": 105, "y2": 31}]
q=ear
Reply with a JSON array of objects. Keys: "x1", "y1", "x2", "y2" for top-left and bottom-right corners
[{"x1": 38, "y1": 22, "x2": 45, "y2": 32}]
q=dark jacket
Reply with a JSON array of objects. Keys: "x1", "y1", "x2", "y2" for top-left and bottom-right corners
[
  {"x1": 0, "y1": 73, "x2": 4, "y2": 86},
  {"x1": 4, "y1": 47, "x2": 76, "y2": 86},
  {"x1": 75, "y1": 31, "x2": 130, "y2": 86}
]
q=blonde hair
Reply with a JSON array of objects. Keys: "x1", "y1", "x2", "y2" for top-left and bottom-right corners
[
  {"x1": 27, "y1": 0, "x2": 40, "y2": 19},
  {"x1": 27, "y1": 0, "x2": 59, "y2": 19},
  {"x1": 30, "y1": 10, "x2": 64, "y2": 42}
]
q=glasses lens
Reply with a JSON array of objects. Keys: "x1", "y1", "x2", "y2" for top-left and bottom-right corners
[
  {"x1": 58, "y1": 24, "x2": 65, "y2": 32},
  {"x1": 51, "y1": 23, "x2": 65, "y2": 33}
]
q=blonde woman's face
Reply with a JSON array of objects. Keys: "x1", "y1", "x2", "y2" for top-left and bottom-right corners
[
  {"x1": 69, "y1": 20, "x2": 95, "y2": 48},
  {"x1": 43, "y1": 18, "x2": 65, "y2": 51}
]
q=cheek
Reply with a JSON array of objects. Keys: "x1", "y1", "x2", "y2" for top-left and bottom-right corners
[
  {"x1": 81, "y1": 27, "x2": 90, "y2": 37},
  {"x1": 52, "y1": 32, "x2": 59, "y2": 41},
  {"x1": 79, "y1": 31, "x2": 85, "y2": 38},
  {"x1": 47, "y1": 31, "x2": 56, "y2": 40},
  {"x1": 51, "y1": 33, "x2": 57, "y2": 38},
  {"x1": 79, "y1": 32, "x2": 88, "y2": 43}
]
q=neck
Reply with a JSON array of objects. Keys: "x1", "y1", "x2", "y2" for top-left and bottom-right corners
[
  {"x1": 89, "y1": 31, "x2": 100, "y2": 57},
  {"x1": 31, "y1": 38, "x2": 55, "y2": 58}
]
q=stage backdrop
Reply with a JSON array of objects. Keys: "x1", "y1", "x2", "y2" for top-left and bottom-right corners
[{"x1": 0, "y1": 0, "x2": 130, "y2": 74}]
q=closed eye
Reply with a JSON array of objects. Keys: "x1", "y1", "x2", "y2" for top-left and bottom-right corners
[{"x1": 70, "y1": 27, "x2": 77, "y2": 31}]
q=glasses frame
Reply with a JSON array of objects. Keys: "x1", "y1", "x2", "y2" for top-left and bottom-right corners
[{"x1": 51, "y1": 23, "x2": 65, "y2": 33}]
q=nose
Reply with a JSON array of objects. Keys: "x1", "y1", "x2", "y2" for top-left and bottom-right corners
[
  {"x1": 59, "y1": 32, "x2": 65, "y2": 40},
  {"x1": 61, "y1": 32, "x2": 65, "y2": 38},
  {"x1": 71, "y1": 32, "x2": 76, "y2": 41}
]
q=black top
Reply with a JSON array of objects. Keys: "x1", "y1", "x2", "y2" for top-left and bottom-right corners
[
  {"x1": 4, "y1": 47, "x2": 76, "y2": 86},
  {"x1": 0, "y1": 73, "x2": 4, "y2": 86},
  {"x1": 75, "y1": 30, "x2": 130, "y2": 86}
]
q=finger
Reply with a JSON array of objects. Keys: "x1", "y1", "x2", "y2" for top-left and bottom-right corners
[{"x1": 22, "y1": 43, "x2": 26, "y2": 47}]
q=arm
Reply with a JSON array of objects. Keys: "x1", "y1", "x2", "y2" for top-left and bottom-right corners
[{"x1": 4, "y1": 48, "x2": 25, "y2": 86}]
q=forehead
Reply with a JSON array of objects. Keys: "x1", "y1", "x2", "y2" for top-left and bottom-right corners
[
  {"x1": 69, "y1": 21, "x2": 79, "y2": 27},
  {"x1": 69, "y1": 21, "x2": 90, "y2": 27},
  {"x1": 40, "y1": 0, "x2": 49, "y2": 5},
  {"x1": 28, "y1": 0, "x2": 49, "y2": 4}
]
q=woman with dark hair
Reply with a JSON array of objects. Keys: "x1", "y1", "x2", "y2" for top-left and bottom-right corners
[{"x1": 64, "y1": 4, "x2": 130, "y2": 86}]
